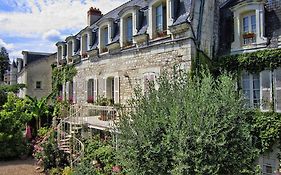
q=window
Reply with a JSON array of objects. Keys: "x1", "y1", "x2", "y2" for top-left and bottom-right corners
[
  {"x1": 241, "y1": 72, "x2": 260, "y2": 108},
  {"x1": 242, "y1": 13, "x2": 256, "y2": 45},
  {"x1": 241, "y1": 70, "x2": 276, "y2": 111},
  {"x1": 82, "y1": 34, "x2": 88, "y2": 54},
  {"x1": 143, "y1": 72, "x2": 157, "y2": 95},
  {"x1": 67, "y1": 41, "x2": 73, "y2": 57},
  {"x1": 101, "y1": 27, "x2": 109, "y2": 53},
  {"x1": 35, "y1": 81, "x2": 41, "y2": 89},
  {"x1": 87, "y1": 79, "x2": 97, "y2": 103},
  {"x1": 126, "y1": 16, "x2": 133, "y2": 44},
  {"x1": 155, "y1": 3, "x2": 167, "y2": 35}
]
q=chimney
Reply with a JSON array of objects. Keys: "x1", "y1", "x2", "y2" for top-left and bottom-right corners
[{"x1": 87, "y1": 7, "x2": 102, "y2": 26}]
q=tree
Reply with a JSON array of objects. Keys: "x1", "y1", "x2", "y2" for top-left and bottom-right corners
[
  {"x1": 117, "y1": 69, "x2": 259, "y2": 175},
  {"x1": 0, "y1": 47, "x2": 10, "y2": 81},
  {"x1": 26, "y1": 94, "x2": 52, "y2": 130},
  {"x1": 0, "y1": 93, "x2": 33, "y2": 159}
]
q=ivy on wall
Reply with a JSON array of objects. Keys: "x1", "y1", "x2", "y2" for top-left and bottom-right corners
[
  {"x1": 51, "y1": 64, "x2": 77, "y2": 96},
  {"x1": 213, "y1": 48, "x2": 281, "y2": 74},
  {"x1": 209, "y1": 48, "x2": 281, "y2": 159}
]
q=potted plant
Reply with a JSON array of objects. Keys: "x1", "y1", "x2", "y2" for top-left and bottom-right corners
[
  {"x1": 242, "y1": 32, "x2": 255, "y2": 39},
  {"x1": 156, "y1": 30, "x2": 167, "y2": 38},
  {"x1": 68, "y1": 96, "x2": 73, "y2": 104},
  {"x1": 102, "y1": 47, "x2": 108, "y2": 53},
  {"x1": 87, "y1": 96, "x2": 94, "y2": 103},
  {"x1": 96, "y1": 97, "x2": 113, "y2": 121},
  {"x1": 82, "y1": 52, "x2": 88, "y2": 58}
]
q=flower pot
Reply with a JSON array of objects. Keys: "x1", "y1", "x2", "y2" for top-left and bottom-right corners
[{"x1": 243, "y1": 33, "x2": 255, "y2": 39}]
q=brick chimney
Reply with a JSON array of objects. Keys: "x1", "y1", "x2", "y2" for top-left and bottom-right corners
[{"x1": 87, "y1": 7, "x2": 102, "y2": 26}]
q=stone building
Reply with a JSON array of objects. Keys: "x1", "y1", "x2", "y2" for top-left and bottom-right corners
[
  {"x1": 219, "y1": 0, "x2": 281, "y2": 174},
  {"x1": 56, "y1": 0, "x2": 220, "y2": 106},
  {"x1": 54, "y1": 0, "x2": 280, "y2": 172},
  {"x1": 17, "y1": 51, "x2": 56, "y2": 99}
]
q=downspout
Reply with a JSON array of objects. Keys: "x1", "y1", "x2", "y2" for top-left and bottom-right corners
[{"x1": 196, "y1": 0, "x2": 205, "y2": 75}]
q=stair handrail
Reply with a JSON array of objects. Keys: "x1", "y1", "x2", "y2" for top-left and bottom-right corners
[{"x1": 71, "y1": 136, "x2": 85, "y2": 167}]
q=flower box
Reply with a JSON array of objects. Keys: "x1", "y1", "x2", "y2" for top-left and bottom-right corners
[
  {"x1": 68, "y1": 96, "x2": 73, "y2": 104},
  {"x1": 102, "y1": 47, "x2": 108, "y2": 53},
  {"x1": 156, "y1": 30, "x2": 167, "y2": 38},
  {"x1": 87, "y1": 96, "x2": 94, "y2": 103},
  {"x1": 82, "y1": 52, "x2": 88, "y2": 58},
  {"x1": 242, "y1": 32, "x2": 256, "y2": 39}
]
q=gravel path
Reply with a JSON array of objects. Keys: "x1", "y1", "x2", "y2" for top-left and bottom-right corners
[{"x1": 0, "y1": 158, "x2": 45, "y2": 175}]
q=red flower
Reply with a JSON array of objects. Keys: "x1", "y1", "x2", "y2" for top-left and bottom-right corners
[
  {"x1": 57, "y1": 96, "x2": 62, "y2": 102},
  {"x1": 112, "y1": 165, "x2": 122, "y2": 173},
  {"x1": 87, "y1": 96, "x2": 94, "y2": 103}
]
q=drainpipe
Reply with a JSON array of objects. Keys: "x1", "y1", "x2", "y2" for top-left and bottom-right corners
[{"x1": 195, "y1": 0, "x2": 205, "y2": 75}]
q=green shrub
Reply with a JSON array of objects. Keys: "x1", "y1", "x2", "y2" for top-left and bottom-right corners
[
  {"x1": 38, "y1": 127, "x2": 50, "y2": 137},
  {"x1": 117, "y1": 69, "x2": 259, "y2": 175},
  {"x1": 62, "y1": 166, "x2": 73, "y2": 175}
]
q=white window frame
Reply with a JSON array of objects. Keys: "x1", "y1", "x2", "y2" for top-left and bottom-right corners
[
  {"x1": 241, "y1": 71, "x2": 261, "y2": 109},
  {"x1": 148, "y1": 0, "x2": 173, "y2": 39},
  {"x1": 97, "y1": 19, "x2": 113, "y2": 54},
  {"x1": 230, "y1": 1, "x2": 267, "y2": 52}
]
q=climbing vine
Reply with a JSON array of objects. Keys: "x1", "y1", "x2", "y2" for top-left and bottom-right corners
[
  {"x1": 213, "y1": 48, "x2": 281, "y2": 74},
  {"x1": 52, "y1": 64, "x2": 77, "y2": 96},
  {"x1": 208, "y1": 48, "x2": 281, "y2": 161}
]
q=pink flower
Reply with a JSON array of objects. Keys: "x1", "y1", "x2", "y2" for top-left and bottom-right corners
[{"x1": 112, "y1": 165, "x2": 122, "y2": 173}]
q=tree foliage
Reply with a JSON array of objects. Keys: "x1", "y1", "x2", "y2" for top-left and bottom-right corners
[
  {"x1": 0, "y1": 47, "x2": 10, "y2": 81},
  {"x1": 0, "y1": 93, "x2": 33, "y2": 159},
  {"x1": 117, "y1": 69, "x2": 258, "y2": 175}
]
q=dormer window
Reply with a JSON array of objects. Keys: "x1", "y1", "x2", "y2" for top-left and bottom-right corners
[
  {"x1": 230, "y1": 1, "x2": 267, "y2": 52},
  {"x1": 56, "y1": 42, "x2": 66, "y2": 65},
  {"x1": 148, "y1": 0, "x2": 170, "y2": 39}
]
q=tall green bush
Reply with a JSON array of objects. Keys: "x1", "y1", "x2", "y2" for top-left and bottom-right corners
[
  {"x1": 0, "y1": 93, "x2": 33, "y2": 159},
  {"x1": 117, "y1": 70, "x2": 259, "y2": 175}
]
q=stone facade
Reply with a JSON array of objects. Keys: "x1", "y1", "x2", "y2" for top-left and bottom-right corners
[{"x1": 17, "y1": 52, "x2": 56, "y2": 99}]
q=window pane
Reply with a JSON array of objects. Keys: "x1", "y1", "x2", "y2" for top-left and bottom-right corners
[
  {"x1": 243, "y1": 16, "x2": 249, "y2": 33},
  {"x1": 275, "y1": 69, "x2": 281, "y2": 87},
  {"x1": 261, "y1": 70, "x2": 271, "y2": 88},
  {"x1": 251, "y1": 15, "x2": 256, "y2": 33},
  {"x1": 127, "y1": 16, "x2": 133, "y2": 42},
  {"x1": 104, "y1": 27, "x2": 108, "y2": 45},
  {"x1": 156, "y1": 4, "x2": 163, "y2": 31}
]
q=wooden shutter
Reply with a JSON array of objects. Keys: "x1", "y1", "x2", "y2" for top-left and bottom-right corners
[
  {"x1": 73, "y1": 81, "x2": 76, "y2": 104},
  {"x1": 114, "y1": 76, "x2": 120, "y2": 103},
  {"x1": 260, "y1": 70, "x2": 272, "y2": 111},
  {"x1": 65, "y1": 82, "x2": 69, "y2": 100},
  {"x1": 98, "y1": 78, "x2": 105, "y2": 97},
  {"x1": 94, "y1": 78, "x2": 98, "y2": 102},
  {"x1": 103, "y1": 78, "x2": 107, "y2": 97},
  {"x1": 274, "y1": 68, "x2": 281, "y2": 112},
  {"x1": 87, "y1": 80, "x2": 92, "y2": 100}
]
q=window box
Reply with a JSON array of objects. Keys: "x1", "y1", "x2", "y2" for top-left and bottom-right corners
[
  {"x1": 123, "y1": 41, "x2": 133, "y2": 48},
  {"x1": 156, "y1": 30, "x2": 167, "y2": 38},
  {"x1": 57, "y1": 96, "x2": 62, "y2": 102},
  {"x1": 87, "y1": 96, "x2": 94, "y2": 103},
  {"x1": 73, "y1": 55, "x2": 81, "y2": 64},
  {"x1": 243, "y1": 32, "x2": 256, "y2": 39},
  {"x1": 59, "y1": 59, "x2": 67, "y2": 65},
  {"x1": 102, "y1": 47, "x2": 108, "y2": 53},
  {"x1": 82, "y1": 52, "x2": 88, "y2": 58},
  {"x1": 69, "y1": 96, "x2": 73, "y2": 104}
]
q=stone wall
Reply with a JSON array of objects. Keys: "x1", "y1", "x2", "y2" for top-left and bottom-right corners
[{"x1": 73, "y1": 37, "x2": 194, "y2": 105}]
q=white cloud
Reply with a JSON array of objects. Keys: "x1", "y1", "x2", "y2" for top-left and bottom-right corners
[
  {"x1": 0, "y1": 0, "x2": 125, "y2": 37},
  {"x1": 43, "y1": 29, "x2": 61, "y2": 41},
  {"x1": 0, "y1": 38, "x2": 14, "y2": 51}
]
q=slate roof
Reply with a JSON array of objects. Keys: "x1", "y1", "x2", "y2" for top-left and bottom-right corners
[
  {"x1": 24, "y1": 52, "x2": 52, "y2": 64},
  {"x1": 70, "y1": 0, "x2": 193, "y2": 50}
]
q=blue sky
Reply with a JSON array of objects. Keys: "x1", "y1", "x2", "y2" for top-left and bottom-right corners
[{"x1": 0, "y1": 0, "x2": 125, "y2": 61}]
